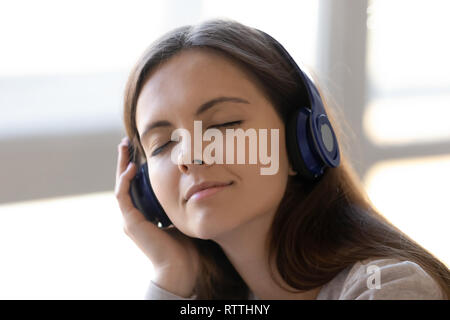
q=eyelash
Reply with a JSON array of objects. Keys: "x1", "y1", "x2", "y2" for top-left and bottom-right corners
[{"x1": 150, "y1": 120, "x2": 243, "y2": 157}]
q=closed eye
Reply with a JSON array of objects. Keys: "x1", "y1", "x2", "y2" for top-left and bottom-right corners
[
  {"x1": 207, "y1": 120, "x2": 243, "y2": 129},
  {"x1": 151, "y1": 140, "x2": 172, "y2": 157},
  {"x1": 151, "y1": 120, "x2": 243, "y2": 157}
]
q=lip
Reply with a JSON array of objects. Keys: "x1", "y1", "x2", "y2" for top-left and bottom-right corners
[{"x1": 185, "y1": 181, "x2": 233, "y2": 202}]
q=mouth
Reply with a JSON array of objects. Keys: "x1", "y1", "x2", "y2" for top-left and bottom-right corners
[{"x1": 187, "y1": 181, "x2": 233, "y2": 203}]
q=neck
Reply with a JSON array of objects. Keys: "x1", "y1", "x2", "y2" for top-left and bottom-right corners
[{"x1": 212, "y1": 208, "x2": 322, "y2": 300}]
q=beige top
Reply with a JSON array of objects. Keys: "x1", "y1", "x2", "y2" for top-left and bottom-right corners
[{"x1": 144, "y1": 257, "x2": 446, "y2": 300}]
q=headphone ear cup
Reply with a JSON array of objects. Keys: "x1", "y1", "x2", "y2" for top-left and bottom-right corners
[
  {"x1": 309, "y1": 114, "x2": 341, "y2": 168},
  {"x1": 286, "y1": 108, "x2": 325, "y2": 181},
  {"x1": 129, "y1": 163, "x2": 173, "y2": 228}
]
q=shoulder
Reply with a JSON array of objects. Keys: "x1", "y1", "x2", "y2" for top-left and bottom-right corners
[{"x1": 336, "y1": 257, "x2": 445, "y2": 300}]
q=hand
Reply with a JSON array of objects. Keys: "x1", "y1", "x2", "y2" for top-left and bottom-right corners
[{"x1": 114, "y1": 137, "x2": 200, "y2": 297}]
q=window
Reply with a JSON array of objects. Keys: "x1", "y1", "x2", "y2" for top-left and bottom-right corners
[{"x1": 363, "y1": 0, "x2": 450, "y2": 265}]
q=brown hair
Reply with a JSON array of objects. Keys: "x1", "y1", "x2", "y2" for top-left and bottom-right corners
[{"x1": 122, "y1": 18, "x2": 450, "y2": 299}]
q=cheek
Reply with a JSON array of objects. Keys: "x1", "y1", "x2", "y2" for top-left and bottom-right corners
[
  {"x1": 238, "y1": 165, "x2": 289, "y2": 212},
  {"x1": 148, "y1": 163, "x2": 180, "y2": 214},
  {"x1": 231, "y1": 128, "x2": 291, "y2": 214},
  {"x1": 224, "y1": 141, "x2": 289, "y2": 220}
]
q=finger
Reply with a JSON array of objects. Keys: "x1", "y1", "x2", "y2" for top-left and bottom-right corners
[
  {"x1": 115, "y1": 161, "x2": 138, "y2": 214},
  {"x1": 116, "y1": 138, "x2": 131, "y2": 182},
  {"x1": 115, "y1": 162, "x2": 151, "y2": 231}
]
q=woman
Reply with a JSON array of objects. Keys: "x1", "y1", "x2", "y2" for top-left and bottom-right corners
[{"x1": 115, "y1": 18, "x2": 449, "y2": 299}]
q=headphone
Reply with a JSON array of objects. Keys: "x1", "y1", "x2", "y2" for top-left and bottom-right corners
[{"x1": 128, "y1": 29, "x2": 340, "y2": 228}]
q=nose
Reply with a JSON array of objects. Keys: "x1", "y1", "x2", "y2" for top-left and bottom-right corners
[
  {"x1": 175, "y1": 136, "x2": 210, "y2": 173},
  {"x1": 177, "y1": 152, "x2": 208, "y2": 173}
]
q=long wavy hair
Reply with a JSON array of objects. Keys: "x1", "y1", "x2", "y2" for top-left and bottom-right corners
[{"x1": 122, "y1": 18, "x2": 449, "y2": 299}]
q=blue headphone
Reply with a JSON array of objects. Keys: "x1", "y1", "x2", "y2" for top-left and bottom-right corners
[
  {"x1": 128, "y1": 29, "x2": 340, "y2": 228},
  {"x1": 258, "y1": 29, "x2": 341, "y2": 180}
]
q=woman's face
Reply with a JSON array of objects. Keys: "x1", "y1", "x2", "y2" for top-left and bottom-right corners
[{"x1": 135, "y1": 48, "x2": 296, "y2": 240}]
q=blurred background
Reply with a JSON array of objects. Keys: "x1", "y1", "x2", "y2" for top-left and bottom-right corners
[{"x1": 0, "y1": 0, "x2": 448, "y2": 299}]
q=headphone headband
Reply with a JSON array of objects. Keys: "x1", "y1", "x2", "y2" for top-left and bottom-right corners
[
  {"x1": 256, "y1": 29, "x2": 327, "y2": 118},
  {"x1": 256, "y1": 28, "x2": 340, "y2": 176}
]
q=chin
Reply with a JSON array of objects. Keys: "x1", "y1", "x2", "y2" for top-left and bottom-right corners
[
  {"x1": 187, "y1": 214, "x2": 232, "y2": 241},
  {"x1": 190, "y1": 222, "x2": 224, "y2": 241}
]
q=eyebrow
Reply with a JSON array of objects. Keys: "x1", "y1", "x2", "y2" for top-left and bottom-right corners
[{"x1": 139, "y1": 96, "x2": 250, "y2": 141}]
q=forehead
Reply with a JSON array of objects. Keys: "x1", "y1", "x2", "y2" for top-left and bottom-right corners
[{"x1": 135, "y1": 48, "x2": 264, "y2": 131}]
